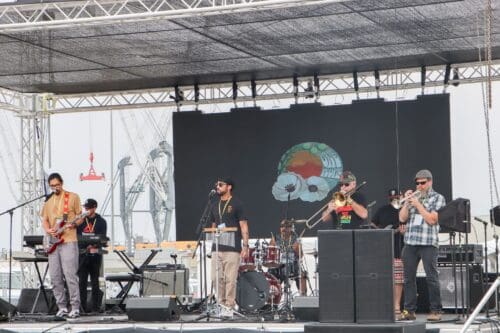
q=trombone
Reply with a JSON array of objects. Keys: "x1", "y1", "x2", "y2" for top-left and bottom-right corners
[{"x1": 304, "y1": 181, "x2": 367, "y2": 230}]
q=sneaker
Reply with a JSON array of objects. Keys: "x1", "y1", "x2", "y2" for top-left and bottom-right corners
[
  {"x1": 68, "y1": 309, "x2": 80, "y2": 319},
  {"x1": 397, "y1": 309, "x2": 416, "y2": 321},
  {"x1": 220, "y1": 306, "x2": 233, "y2": 319},
  {"x1": 55, "y1": 308, "x2": 68, "y2": 318},
  {"x1": 427, "y1": 311, "x2": 442, "y2": 322}
]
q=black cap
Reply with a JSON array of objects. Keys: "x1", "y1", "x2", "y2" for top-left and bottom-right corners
[
  {"x1": 388, "y1": 189, "x2": 399, "y2": 198},
  {"x1": 84, "y1": 198, "x2": 98, "y2": 209},
  {"x1": 217, "y1": 177, "x2": 235, "y2": 187}
]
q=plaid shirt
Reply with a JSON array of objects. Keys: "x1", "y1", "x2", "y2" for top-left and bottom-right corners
[{"x1": 404, "y1": 189, "x2": 446, "y2": 247}]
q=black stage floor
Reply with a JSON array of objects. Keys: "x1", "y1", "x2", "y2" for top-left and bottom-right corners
[{"x1": 1, "y1": 312, "x2": 499, "y2": 333}]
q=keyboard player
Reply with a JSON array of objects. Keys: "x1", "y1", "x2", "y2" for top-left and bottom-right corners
[{"x1": 77, "y1": 198, "x2": 107, "y2": 313}]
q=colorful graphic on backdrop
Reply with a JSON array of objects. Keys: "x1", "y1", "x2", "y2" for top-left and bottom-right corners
[{"x1": 272, "y1": 142, "x2": 343, "y2": 202}]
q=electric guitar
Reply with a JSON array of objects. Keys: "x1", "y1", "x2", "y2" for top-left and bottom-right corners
[{"x1": 44, "y1": 213, "x2": 87, "y2": 254}]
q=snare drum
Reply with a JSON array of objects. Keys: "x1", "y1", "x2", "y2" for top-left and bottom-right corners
[
  {"x1": 239, "y1": 247, "x2": 256, "y2": 271},
  {"x1": 263, "y1": 246, "x2": 281, "y2": 268},
  {"x1": 236, "y1": 271, "x2": 281, "y2": 312}
]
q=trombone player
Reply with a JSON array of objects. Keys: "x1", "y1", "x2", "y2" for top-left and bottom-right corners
[
  {"x1": 398, "y1": 169, "x2": 445, "y2": 322},
  {"x1": 321, "y1": 171, "x2": 368, "y2": 229}
]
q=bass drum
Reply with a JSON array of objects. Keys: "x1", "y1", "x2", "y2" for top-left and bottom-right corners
[{"x1": 236, "y1": 271, "x2": 281, "y2": 312}]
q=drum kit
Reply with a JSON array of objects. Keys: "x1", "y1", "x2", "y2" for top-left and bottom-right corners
[{"x1": 236, "y1": 220, "x2": 309, "y2": 319}]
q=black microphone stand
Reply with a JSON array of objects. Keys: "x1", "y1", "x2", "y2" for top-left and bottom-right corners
[
  {"x1": 0, "y1": 193, "x2": 47, "y2": 318},
  {"x1": 192, "y1": 191, "x2": 215, "y2": 307}
]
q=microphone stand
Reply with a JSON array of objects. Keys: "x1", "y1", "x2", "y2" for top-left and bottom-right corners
[
  {"x1": 0, "y1": 193, "x2": 47, "y2": 318},
  {"x1": 192, "y1": 192, "x2": 215, "y2": 304}
]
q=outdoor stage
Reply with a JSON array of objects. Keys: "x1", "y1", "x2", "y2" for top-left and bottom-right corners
[{"x1": 1, "y1": 313, "x2": 499, "y2": 333}]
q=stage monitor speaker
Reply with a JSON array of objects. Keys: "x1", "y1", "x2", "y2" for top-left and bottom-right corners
[
  {"x1": 292, "y1": 296, "x2": 318, "y2": 321},
  {"x1": 439, "y1": 198, "x2": 470, "y2": 233},
  {"x1": 0, "y1": 297, "x2": 16, "y2": 317},
  {"x1": 17, "y1": 288, "x2": 56, "y2": 314},
  {"x1": 318, "y1": 230, "x2": 354, "y2": 323},
  {"x1": 354, "y1": 230, "x2": 394, "y2": 323},
  {"x1": 126, "y1": 297, "x2": 180, "y2": 321},
  {"x1": 439, "y1": 265, "x2": 492, "y2": 310},
  {"x1": 142, "y1": 269, "x2": 189, "y2": 296},
  {"x1": 491, "y1": 205, "x2": 500, "y2": 226}
]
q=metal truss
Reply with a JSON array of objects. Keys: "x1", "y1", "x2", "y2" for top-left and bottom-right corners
[
  {"x1": 42, "y1": 60, "x2": 500, "y2": 114},
  {"x1": 0, "y1": 0, "x2": 340, "y2": 33}
]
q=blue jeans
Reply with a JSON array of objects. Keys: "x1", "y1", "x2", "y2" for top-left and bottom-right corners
[{"x1": 402, "y1": 245, "x2": 442, "y2": 312}]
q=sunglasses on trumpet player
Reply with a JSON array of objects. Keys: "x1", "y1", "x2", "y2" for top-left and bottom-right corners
[{"x1": 415, "y1": 180, "x2": 427, "y2": 186}]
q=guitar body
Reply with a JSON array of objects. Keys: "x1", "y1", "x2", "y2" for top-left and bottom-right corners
[{"x1": 43, "y1": 214, "x2": 85, "y2": 254}]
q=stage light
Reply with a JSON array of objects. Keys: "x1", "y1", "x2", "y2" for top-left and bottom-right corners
[
  {"x1": 232, "y1": 80, "x2": 238, "y2": 101},
  {"x1": 293, "y1": 74, "x2": 299, "y2": 102},
  {"x1": 304, "y1": 79, "x2": 314, "y2": 99},
  {"x1": 452, "y1": 68, "x2": 460, "y2": 87},
  {"x1": 444, "y1": 63, "x2": 451, "y2": 86},
  {"x1": 421, "y1": 66, "x2": 426, "y2": 94},
  {"x1": 169, "y1": 85, "x2": 184, "y2": 105}
]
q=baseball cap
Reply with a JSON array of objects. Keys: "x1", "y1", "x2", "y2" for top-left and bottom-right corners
[
  {"x1": 339, "y1": 171, "x2": 356, "y2": 183},
  {"x1": 84, "y1": 198, "x2": 98, "y2": 209}
]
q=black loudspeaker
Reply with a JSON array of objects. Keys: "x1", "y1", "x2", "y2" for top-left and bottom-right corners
[
  {"x1": 438, "y1": 198, "x2": 470, "y2": 233},
  {"x1": 0, "y1": 297, "x2": 16, "y2": 317},
  {"x1": 142, "y1": 269, "x2": 189, "y2": 296},
  {"x1": 491, "y1": 205, "x2": 500, "y2": 226},
  {"x1": 354, "y1": 230, "x2": 394, "y2": 323},
  {"x1": 439, "y1": 265, "x2": 491, "y2": 310},
  {"x1": 318, "y1": 230, "x2": 354, "y2": 323},
  {"x1": 17, "y1": 288, "x2": 56, "y2": 314},
  {"x1": 126, "y1": 297, "x2": 180, "y2": 321},
  {"x1": 292, "y1": 296, "x2": 318, "y2": 321}
]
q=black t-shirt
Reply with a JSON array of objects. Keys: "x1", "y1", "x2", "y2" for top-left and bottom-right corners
[
  {"x1": 209, "y1": 196, "x2": 246, "y2": 252},
  {"x1": 372, "y1": 204, "x2": 404, "y2": 258},
  {"x1": 77, "y1": 214, "x2": 107, "y2": 251},
  {"x1": 330, "y1": 192, "x2": 367, "y2": 230}
]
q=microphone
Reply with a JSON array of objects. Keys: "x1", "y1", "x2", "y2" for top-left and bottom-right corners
[
  {"x1": 474, "y1": 217, "x2": 489, "y2": 225},
  {"x1": 170, "y1": 253, "x2": 178, "y2": 259},
  {"x1": 209, "y1": 189, "x2": 216, "y2": 197},
  {"x1": 356, "y1": 181, "x2": 367, "y2": 191},
  {"x1": 367, "y1": 200, "x2": 376, "y2": 209}
]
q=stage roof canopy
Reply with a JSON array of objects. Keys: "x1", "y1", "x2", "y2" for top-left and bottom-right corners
[{"x1": 0, "y1": 0, "x2": 499, "y2": 94}]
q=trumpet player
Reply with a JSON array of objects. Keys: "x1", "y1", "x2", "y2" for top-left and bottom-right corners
[
  {"x1": 321, "y1": 170, "x2": 368, "y2": 229},
  {"x1": 398, "y1": 169, "x2": 446, "y2": 322}
]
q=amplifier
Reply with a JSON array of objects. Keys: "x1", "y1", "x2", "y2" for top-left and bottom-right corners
[
  {"x1": 142, "y1": 269, "x2": 189, "y2": 296},
  {"x1": 438, "y1": 245, "x2": 482, "y2": 264}
]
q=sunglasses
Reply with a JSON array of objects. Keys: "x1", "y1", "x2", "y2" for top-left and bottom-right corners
[
  {"x1": 216, "y1": 182, "x2": 227, "y2": 187},
  {"x1": 341, "y1": 183, "x2": 351, "y2": 187},
  {"x1": 49, "y1": 183, "x2": 62, "y2": 188},
  {"x1": 415, "y1": 181, "x2": 427, "y2": 186}
]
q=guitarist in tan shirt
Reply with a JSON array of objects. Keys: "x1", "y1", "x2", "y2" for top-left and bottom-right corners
[{"x1": 41, "y1": 173, "x2": 85, "y2": 319}]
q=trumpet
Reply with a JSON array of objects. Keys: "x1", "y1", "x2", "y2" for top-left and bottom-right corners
[{"x1": 399, "y1": 190, "x2": 422, "y2": 205}]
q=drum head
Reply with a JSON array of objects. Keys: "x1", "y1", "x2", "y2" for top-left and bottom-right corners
[{"x1": 236, "y1": 271, "x2": 270, "y2": 311}]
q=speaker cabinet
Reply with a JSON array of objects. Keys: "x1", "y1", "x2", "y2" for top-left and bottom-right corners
[
  {"x1": 142, "y1": 269, "x2": 189, "y2": 296},
  {"x1": 354, "y1": 230, "x2": 394, "y2": 323},
  {"x1": 17, "y1": 288, "x2": 56, "y2": 314},
  {"x1": 318, "y1": 230, "x2": 354, "y2": 323},
  {"x1": 0, "y1": 297, "x2": 16, "y2": 317},
  {"x1": 491, "y1": 206, "x2": 500, "y2": 226},
  {"x1": 440, "y1": 265, "x2": 488, "y2": 309},
  {"x1": 292, "y1": 296, "x2": 318, "y2": 321},
  {"x1": 126, "y1": 297, "x2": 180, "y2": 321},
  {"x1": 439, "y1": 198, "x2": 470, "y2": 233}
]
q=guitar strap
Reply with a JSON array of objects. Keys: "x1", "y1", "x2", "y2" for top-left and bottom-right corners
[{"x1": 63, "y1": 192, "x2": 70, "y2": 221}]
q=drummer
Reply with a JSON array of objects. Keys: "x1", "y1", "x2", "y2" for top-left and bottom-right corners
[{"x1": 268, "y1": 219, "x2": 307, "y2": 295}]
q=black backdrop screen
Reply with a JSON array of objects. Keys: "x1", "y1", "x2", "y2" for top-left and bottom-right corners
[{"x1": 173, "y1": 94, "x2": 452, "y2": 240}]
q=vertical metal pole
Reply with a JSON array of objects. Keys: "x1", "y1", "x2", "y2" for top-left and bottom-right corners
[{"x1": 110, "y1": 110, "x2": 115, "y2": 250}]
